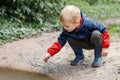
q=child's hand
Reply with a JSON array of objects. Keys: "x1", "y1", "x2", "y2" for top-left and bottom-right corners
[
  {"x1": 101, "y1": 48, "x2": 108, "y2": 57},
  {"x1": 43, "y1": 53, "x2": 51, "y2": 62}
]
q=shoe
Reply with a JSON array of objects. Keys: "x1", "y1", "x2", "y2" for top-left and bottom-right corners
[
  {"x1": 71, "y1": 57, "x2": 84, "y2": 66},
  {"x1": 92, "y1": 57, "x2": 102, "y2": 68}
]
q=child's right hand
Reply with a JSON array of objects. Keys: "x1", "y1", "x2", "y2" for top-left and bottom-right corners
[{"x1": 43, "y1": 53, "x2": 51, "y2": 62}]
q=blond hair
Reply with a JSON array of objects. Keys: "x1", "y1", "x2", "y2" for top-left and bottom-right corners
[{"x1": 60, "y1": 5, "x2": 81, "y2": 23}]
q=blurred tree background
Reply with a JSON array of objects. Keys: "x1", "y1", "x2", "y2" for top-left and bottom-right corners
[
  {"x1": 0, "y1": 0, "x2": 120, "y2": 44},
  {"x1": 0, "y1": 0, "x2": 66, "y2": 44}
]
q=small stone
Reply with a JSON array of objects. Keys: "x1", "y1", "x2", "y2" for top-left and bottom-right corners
[
  {"x1": 118, "y1": 71, "x2": 120, "y2": 74},
  {"x1": 1, "y1": 57, "x2": 7, "y2": 60}
]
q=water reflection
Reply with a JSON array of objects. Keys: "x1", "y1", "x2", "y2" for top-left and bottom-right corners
[{"x1": 0, "y1": 67, "x2": 55, "y2": 80}]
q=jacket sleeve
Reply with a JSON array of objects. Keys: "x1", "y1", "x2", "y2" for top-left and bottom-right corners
[
  {"x1": 47, "y1": 29, "x2": 67, "y2": 56},
  {"x1": 47, "y1": 41, "x2": 62, "y2": 56},
  {"x1": 102, "y1": 31, "x2": 110, "y2": 48}
]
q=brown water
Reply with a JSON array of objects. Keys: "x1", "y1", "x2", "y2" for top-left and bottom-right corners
[{"x1": 0, "y1": 67, "x2": 55, "y2": 80}]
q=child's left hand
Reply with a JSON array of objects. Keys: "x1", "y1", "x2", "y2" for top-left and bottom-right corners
[
  {"x1": 101, "y1": 48, "x2": 108, "y2": 57},
  {"x1": 43, "y1": 53, "x2": 51, "y2": 62}
]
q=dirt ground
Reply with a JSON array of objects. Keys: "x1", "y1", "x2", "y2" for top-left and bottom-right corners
[{"x1": 0, "y1": 19, "x2": 120, "y2": 80}]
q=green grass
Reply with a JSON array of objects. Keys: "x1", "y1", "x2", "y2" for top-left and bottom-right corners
[
  {"x1": 0, "y1": 0, "x2": 120, "y2": 44},
  {"x1": 108, "y1": 24, "x2": 120, "y2": 36},
  {"x1": 0, "y1": 18, "x2": 41, "y2": 44},
  {"x1": 0, "y1": 18, "x2": 61, "y2": 44},
  {"x1": 67, "y1": 0, "x2": 120, "y2": 20}
]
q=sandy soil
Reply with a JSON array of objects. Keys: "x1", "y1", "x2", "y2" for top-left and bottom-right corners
[{"x1": 0, "y1": 30, "x2": 120, "y2": 80}]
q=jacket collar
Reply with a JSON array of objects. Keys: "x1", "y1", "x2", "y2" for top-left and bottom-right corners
[{"x1": 75, "y1": 11, "x2": 86, "y2": 31}]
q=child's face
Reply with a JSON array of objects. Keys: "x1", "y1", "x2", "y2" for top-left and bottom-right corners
[{"x1": 62, "y1": 21, "x2": 79, "y2": 32}]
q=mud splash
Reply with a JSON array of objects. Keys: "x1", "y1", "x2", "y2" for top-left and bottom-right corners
[{"x1": 0, "y1": 67, "x2": 55, "y2": 80}]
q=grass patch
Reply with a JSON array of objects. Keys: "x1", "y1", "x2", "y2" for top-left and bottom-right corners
[
  {"x1": 108, "y1": 24, "x2": 120, "y2": 36},
  {"x1": 67, "y1": 0, "x2": 120, "y2": 20},
  {"x1": 0, "y1": 18, "x2": 61, "y2": 45},
  {"x1": 0, "y1": 0, "x2": 120, "y2": 44},
  {"x1": 0, "y1": 18, "x2": 41, "y2": 44}
]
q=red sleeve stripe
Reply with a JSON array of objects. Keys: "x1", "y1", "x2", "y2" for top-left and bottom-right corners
[
  {"x1": 47, "y1": 41, "x2": 62, "y2": 56},
  {"x1": 102, "y1": 31, "x2": 110, "y2": 48}
]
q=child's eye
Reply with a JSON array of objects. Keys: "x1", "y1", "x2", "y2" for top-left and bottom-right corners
[{"x1": 66, "y1": 26, "x2": 69, "y2": 28}]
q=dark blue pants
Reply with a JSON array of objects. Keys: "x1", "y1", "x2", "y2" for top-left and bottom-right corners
[{"x1": 67, "y1": 31, "x2": 102, "y2": 59}]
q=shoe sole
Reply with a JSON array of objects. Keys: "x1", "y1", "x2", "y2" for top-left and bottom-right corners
[{"x1": 70, "y1": 59, "x2": 85, "y2": 66}]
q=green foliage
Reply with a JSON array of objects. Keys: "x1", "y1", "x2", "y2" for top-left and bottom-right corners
[
  {"x1": 67, "y1": 0, "x2": 120, "y2": 20},
  {"x1": 0, "y1": 0, "x2": 66, "y2": 44},
  {"x1": 88, "y1": 4, "x2": 120, "y2": 20},
  {"x1": 0, "y1": 0, "x2": 120, "y2": 44},
  {"x1": 0, "y1": 18, "x2": 40, "y2": 44},
  {"x1": 79, "y1": 0, "x2": 120, "y2": 5},
  {"x1": 108, "y1": 24, "x2": 120, "y2": 36},
  {"x1": 97, "y1": 0, "x2": 120, "y2": 4},
  {"x1": 84, "y1": 0, "x2": 99, "y2": 5},
  {"x1": 0, "y1": 27, "x2": 38, "y2": 44},
  {"x1": 0, "y1": 0, "x2": 66, "y2": 25}
]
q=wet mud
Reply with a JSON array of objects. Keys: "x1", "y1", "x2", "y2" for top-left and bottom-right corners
[{"x1": 0, "y1": 67, "x2": 55, "y2": 80}]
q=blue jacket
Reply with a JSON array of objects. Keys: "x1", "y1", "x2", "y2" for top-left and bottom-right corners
[{"x1": 58, "y1": 12, "x2": 107, "y2": 47}]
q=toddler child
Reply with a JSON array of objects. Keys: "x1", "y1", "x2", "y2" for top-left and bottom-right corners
[{"x1": 43, "y1": 5, "x2": 110, "y2": 67}]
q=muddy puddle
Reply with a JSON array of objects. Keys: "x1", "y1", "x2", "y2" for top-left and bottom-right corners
[{"x1": 0, "y1": 67, "x2": 55, "y2": 80}]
